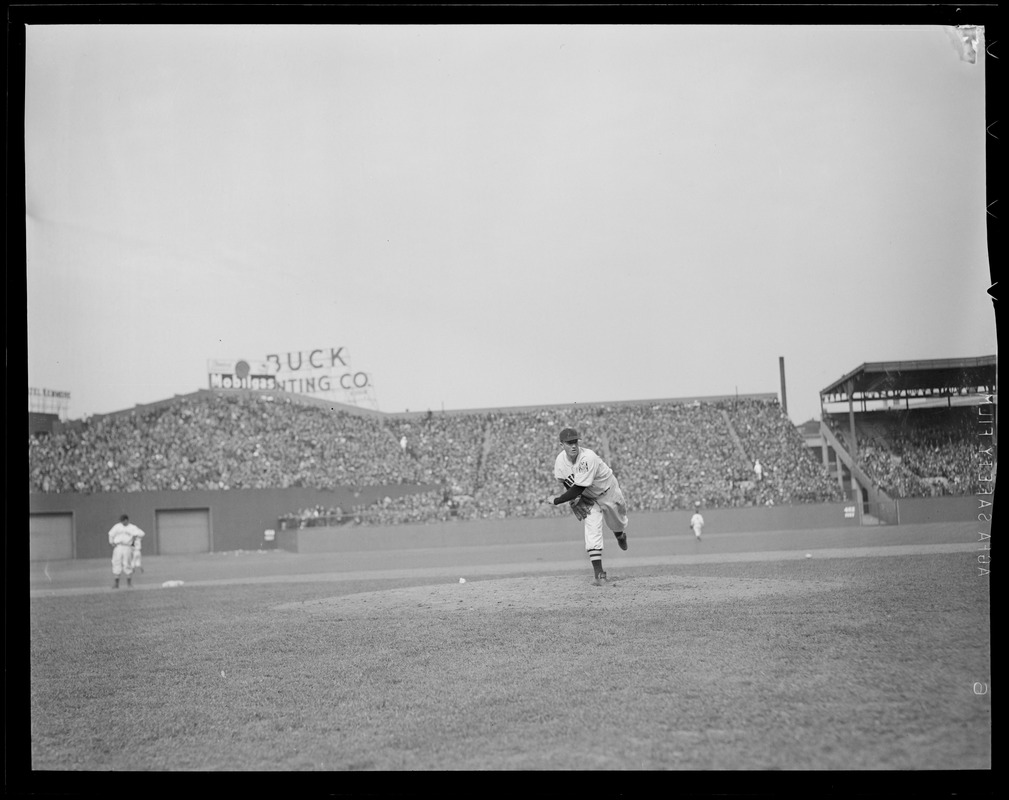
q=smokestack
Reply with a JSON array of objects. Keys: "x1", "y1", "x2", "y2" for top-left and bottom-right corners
[{"x1": 779, "y1": 356, "x2": 788, "y2": 414}]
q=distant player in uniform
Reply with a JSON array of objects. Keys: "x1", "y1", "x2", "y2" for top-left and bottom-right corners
[
  {"x1": 108, "y1": 514, "x2": 144, "y2": 588},
  {"x1": 545, "y1": 427, "x2": 629, "y2": 586},
  {"x1": 131, "y1": 528, "x2": 145, "y2": 573},
  {"x1": 690, "y1": 504, "x2": 705, "y2": 540}
]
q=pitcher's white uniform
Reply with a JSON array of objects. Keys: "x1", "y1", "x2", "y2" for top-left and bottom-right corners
[
  {"x1": 690, "y1": 511, "x2": 704, "y2": 539},
  {"x1": 554, "y1": 446, "x2": 629, "y2": 554}
]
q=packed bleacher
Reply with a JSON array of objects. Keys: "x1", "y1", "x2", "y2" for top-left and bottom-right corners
[
  {"x1": 30, "y1": 391, "x2": 847, "y2": 523},
  {"x1": 28, "y1": 392, "x2": 418, "y2": 493},
  {"x1": 825, "y1": 407, "x2": 989, "y2": 498}
]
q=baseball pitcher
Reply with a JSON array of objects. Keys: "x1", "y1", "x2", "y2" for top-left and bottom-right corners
[{"x1": 545, "y1": 427, "x2": 629, "y2": 586}]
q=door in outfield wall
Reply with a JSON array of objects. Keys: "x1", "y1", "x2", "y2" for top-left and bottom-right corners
[
  {"x1": 30, "y1": 512, "x2": 74, "y2": 561},
  {"x1": 156, "y1": 508, "x2": 211, "y2": 554}
]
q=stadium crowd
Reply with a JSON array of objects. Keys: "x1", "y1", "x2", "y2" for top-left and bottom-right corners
[
  {"x1": 31, "y1": 391, "x2": 856, "y2": 525},
  {"x1": 731, "y1": 399, "x2": 846, "y2": 505},
  {"x1": 28, "y1": 393, "x2": 419, "y2": 494},
  {"x1": 825, "y1": 407, "x2": 987, "y2": 497}
]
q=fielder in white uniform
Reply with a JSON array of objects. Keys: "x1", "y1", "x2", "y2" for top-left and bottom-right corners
[
  {"x1": 108, "y1": 514, "x2": 145, "y2": 588},
  {"x1": 690, "y1": 507, "x2": 705, "y2": 540},
  {"x1": 545, "y1": 427, "x2": 629, "y2": 586},
  {"x1": 131, "y1": 532, "x2": 144, "y2": 573}
]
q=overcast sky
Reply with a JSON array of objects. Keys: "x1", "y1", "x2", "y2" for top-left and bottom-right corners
[{"x1": 25, "y1": 24, "x2": 994, "y2": 424}]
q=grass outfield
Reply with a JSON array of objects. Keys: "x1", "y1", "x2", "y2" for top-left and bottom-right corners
[{"x1": 27, "y1": 548, "x2": 990, "y2": 775}]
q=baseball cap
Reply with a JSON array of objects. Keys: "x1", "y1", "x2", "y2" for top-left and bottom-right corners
[{"x1": 558, "y1": 427, "x2": 579, "y2": 443}]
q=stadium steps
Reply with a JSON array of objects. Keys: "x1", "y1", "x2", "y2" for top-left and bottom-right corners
[
  {"x1": 720, "y1": 409, "x2": 751, "y2": 463},
  {"x1": 474, "y1": 419, "x2": 493, "y2": 491},
  {"x1": 819, "y1": 420, "x2": 897, "y2": 518}
]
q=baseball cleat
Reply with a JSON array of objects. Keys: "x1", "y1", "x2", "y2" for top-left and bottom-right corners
[
  {"x1": 594, "y1": 571, "x2": 608, "y2": 586},
  {"x1": 615, "y1": 532, "x2": 628, "y2": 550}
]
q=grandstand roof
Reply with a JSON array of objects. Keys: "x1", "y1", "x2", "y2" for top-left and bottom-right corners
[
  {"x1": 820, "y1": 356, "x2": 996, "y2": 402},
  {"x1": 86, "y1": 389, "x2": 782, "y2": 422},
  {"x1": 91, "y1": 388, "x2": 388, "y2": 421},
  {"x1": 418, "y1": 393, "x2": 779, "y2": 417}
]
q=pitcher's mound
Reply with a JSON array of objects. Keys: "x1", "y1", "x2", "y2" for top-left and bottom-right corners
[{"x1": 273, "y1": 573, "x2": 837, "y2": 617}]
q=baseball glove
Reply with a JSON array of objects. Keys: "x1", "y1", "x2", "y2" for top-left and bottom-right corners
[{"x1": 569, "y1": 497, "x2": 593, "y2": 521}]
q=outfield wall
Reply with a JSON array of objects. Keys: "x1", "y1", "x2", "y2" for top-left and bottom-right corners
[
  {"x1": 278, "y1": 495, "x2": 985, "y2": 554},
  {"x1": 28, "y1": 485, "x2": 433, "y2": 560},
  {"x1": 28, "y1": 490, "x2": 981, "y2": 561},
  {"x1": 279, "y1": 503, "x2": 870, "y2": 554},
  {"x1": 895, "y1": 495, "x2": 988, "y2": 525}
]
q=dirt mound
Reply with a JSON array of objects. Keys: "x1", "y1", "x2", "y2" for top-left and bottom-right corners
[{"x1": 273, "y1": 573, "x2": 840, "y2": 616}]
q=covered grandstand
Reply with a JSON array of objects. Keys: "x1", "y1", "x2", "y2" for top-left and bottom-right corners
[{"x1": 818, "y1": 356, "x2": 996, "y2": 523}]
